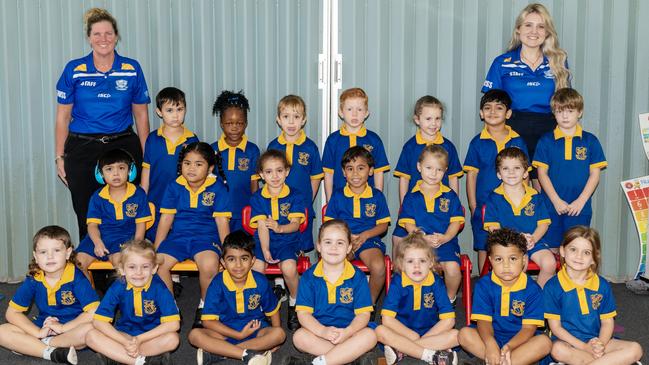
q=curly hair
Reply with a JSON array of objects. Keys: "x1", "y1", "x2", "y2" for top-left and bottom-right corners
[
  {"x1": 486, "y1": 228, "x2": 527, "y2": 256},
  {"x1": 393, "y1": 231, "x2": 436, "y2": 272},
  {"x1": 212, "y1": 90, "x2": 250, "y2": 118}
]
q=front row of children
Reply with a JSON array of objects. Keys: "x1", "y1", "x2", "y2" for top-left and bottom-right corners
[{"x1": 0, "y1": 222, "x2": 643, "y2": 365}]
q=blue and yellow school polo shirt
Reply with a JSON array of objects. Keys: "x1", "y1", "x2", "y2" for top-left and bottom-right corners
[
  {"x1": 202, "y1": 270, "x2": 280, "y2": 331},
  {"x1": 249, "y1": 184, "x2": 306, "y2": 247},
  {"x1": 143, "y1": 126, "x2": 199, "y2": 207},
  {"x1": 322, "y1": 125, "x2": 390, "y2": 191},
  {"x1": 211, "y1": 135, "x2": 260, "y2": 221},
  {"x1": 394, "y1": 131, "x2": 463, "y2": 191},
  {"x1": 10, "y1": 263, "x2": 99, "y2": 327},
  {"x1": 483, "y1": 184, "x2": 551, "y2": 238},
  {"x1": 159, "y1": 175, "x2": 231, "y2": 235},
  {"x1": 86, "y1": 183, "x2": 152, "y2": 246},
  {"x1": 532, "y1": 125, "x2": 607, "y2": 216},
  {"x1": 94, "y1": 274, "x2": 179, "y2": 336},
  {"x1": 56, "y1": 51, "x2": 150, "y2": 134},
  {"x1": 381, "y1": 272, "x2": 455, "y2": 336},
  {"x1": 463, "y1": 126, "x2": 529, "y2": 209},
  {"x1": 324, "y1": 184, "x2": 391, "y2": 236},
  {"x1": 397, "y1": 182, "x2": 465, "y2": 239},
  {"x1": 267, "y1": 130, "x2": 324, "y2": 217},
  {"x1": 471, "y1": 272, "x2": 545, "y2": 344},
  {"x1": 544, "y1": 267, "x2": 616, "y2": 342},
  {"x1": 482, "y1": 47, "x2": 563, "y2": 114},
  {"x1": 296, "y1": 260, "x2": 373, "y2": 328}
]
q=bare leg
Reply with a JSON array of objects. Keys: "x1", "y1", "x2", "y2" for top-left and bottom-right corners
[
  {"x1": 156, "y1": 253, "x2": 178, "y2": 293},
  {"x1": 252, "y1": 259, "x2": 267, "y2": 274},
  {"x1": 590, "y1": 339, "x2": 643, "y2": 365},
  {"x1": 440, "y1": 261, "x2": 461, "y2": 300},
  {"x1": 458, "y1": 327, "x2": 486, "y2": 360},
  {"x1": 194, "y1": 250, "x2": 220, "y2": 299},
  {"x1": 280, "y1": 259, "x2": 299, "y2": 299},
  {"x1": 293, "y1": 327, "x2": 377, "y2": 365},
  {"x1": 551, "y1": 340, "x2": 595, "y2": 365},
  {"x1": 76, "y1": 252, "x2": 96, "y2": 280},
  {"x1": 358, "y1": 248, "x2": 386, "y2": 304},
  {"x1": 530, "y1": 250, "x2": 556, "y2": 288},
  {"x1": 391, "y1": 236, "x2": 403, "y2": 262},
  {"x1": 509, "y1": 334, "x2": 551, "y2": 364},
  {"x1": 477, "y1": 250, "x2": 487, "y2": 275}
]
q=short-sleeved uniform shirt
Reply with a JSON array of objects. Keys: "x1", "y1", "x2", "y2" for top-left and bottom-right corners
[
  {"x1": 56, "y1": 51, "x2": 150, "y2": 134},
  {"x1": 249, "y1": 184, "x2": 306, "y2": 262},
  {"x1": 463, "y1": 126, "x2": 528, "y2": 250},
  {"x1": 211, "y1": 135, "x2": 260, "y2": 228},
  {"x1": 544, "y1": 267, "x2": 617, "y2": 343},
  {"x1": 381, "y1": 272, "x2": 455, "y2": 336},
  {"x1": 481, "y1": 47, "x2": 558, "y2": 114},
  {"x1": 324, "y1": 184, "x2": 391, "y2": 257},
  {"x1": 78, "y1": 183, "x2": 152, "y2": 256},
  {"x1": 394, "y1": 131, "x2": 463, "y2": 191},
  {"x1": 322, "y1": 125, "x2": 390, "y2": 191},
  {"x1": 396, "y1": 183, "x2": 465, "y2": 263},
  {"x1": 94, "y1": 274, "x2": 180, "y2": 336},
  {"x1": 202, "y1": 270, "x2": 280, "y2": 343},
  {"x1": 471, "y1": 272, "x2": 545, "y2": 346},
  {"x1": 10, "y1": 263, "x2": 99, "y2": 327},
  {"x1": 296, "y1": 260, "x2": 373, "y2": 328}
]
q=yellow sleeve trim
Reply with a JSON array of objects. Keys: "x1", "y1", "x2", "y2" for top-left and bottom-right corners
[
  {"x1": 310, "y1": 173, "x2": 325, "y2": 180},
  {"x1": 213, "y1": 212, "x2": 233, "y2": 218},
  {"x1": 160, "y1": 315, "x2": 180, "y2": 323},
  {"x1": 251, "y1": 174, "x2": 261, "y2": 181},
  {"x1": 449, "y1": 171, "x2": 464, "y2": 178},
  {"x1": 296, "y1": 305, "x2": 314, "y2": 313},
  {"x1": 135, "y1": 216, "x2": 152, "y2": 223},
  {"x1": 471, "y1": 314, "x2": 492, "y2": 322},
  {"x1": 201, "y1": 314, "x2": 219, "y2": 321},
  {"x1": 544, "y1": 313, "x2": 561, "y2": 320},
  {"x1": 398, "y1": 218, "x2": 415, "y2": 228},
  {"x1": 288, "y1": 212, "x2": 306, "y2": 224},
  {"x1": 590, "y1": 161, "x2": 608, "y2": 169},
  {"x1": 439, "y1": 312, "x2": 456, "y2": 320},
  {"x1": 537, "y1": 219, "x2": 551, "y2": 226},
  {"x1": 522, "y1": 319, "x2": 545, "y2": 327},
  {"x1": 463, "y1": 165, "x2": 479, "y2": 172},
  {"x1": 323, "y1": 216, "x2": 334, "y2": 222},
  {"x1": 450, "y1": 216, "x2": 465, "y2": 223},
  {"x1": 142, "y1": 162, "x2": 151, "y2": 169},
  {"x1": 94, "y1": 314, "x2": 114, "y2": 323},
  {"x1": 376, "y1": 217, "x2": 391, "y2": 225},
  {"x1": 532, "y1": 161, "x2": 549, "y2": 170},
  {"x1": 374, "y1": 165, "x2": 390, "y2": 173},
  {"x1": 83, "y1": 301, "x2": 100, "y2": 312},
  {"x1": 322, "y1": 167, "x2": 334, "y2": 174},
  {"x1": 381, "y1": 309, "x2": 397, "y2": 317},
  {"x1": 160, "y1": 208, "x2": 177, "y2": 214},
  {"x1": 265, "y1": 301, "x2": 281, "y2": 317},
  {"x1": 393, "y1": 171, "x2": 410, "y2": 179},
  {"x1": 484, "y1": 222, "x2": 500, "y2": 230},
  {"x1": 250, "y1": 214, "x2": 265, "y2": 228},
  {"x1": 86, "y1": 218, "x2": 102, "y2": 224},
  {"x1": 9, "y1": 301, "x2": 28, "y2": 312},
  {"x1": 600, "y1": 311, "x2": 617, "y2": 319},
  {"x1": 354, "y1": 306, "x2": 373, "y2": 314}
]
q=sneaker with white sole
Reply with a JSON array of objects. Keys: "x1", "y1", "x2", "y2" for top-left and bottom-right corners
[
  {"x1": 243, "y1": 350, "x2": 272, "y2": 365},
  {"x1": 384, "y1": 345, "x2": 404, "y2": 365},
  {"x1": 50, "y1": 347, "x2": 77, "y2": 365}
]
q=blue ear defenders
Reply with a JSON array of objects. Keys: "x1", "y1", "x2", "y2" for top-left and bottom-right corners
[{"x1": 94, "y1": 149, "x2": 137, "y2": 184}]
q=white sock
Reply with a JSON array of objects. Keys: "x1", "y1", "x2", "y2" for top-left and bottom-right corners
[
  {"x1": 135, "y1": 355, "x2": 146, "y2": 365},
  {"x1": 40, "y1": 336, "x2": 53, "y2": 345},
  {"x1": 274, "y1": 277, "x2": 285, "y2": 288},
  {"x1": 42, "y1": 346, "x2": 55, "y2": 360},
  {"x1": 198, "y1": 298, "x2": 204, "y2": 308},
  {"x1": 241, "y1": 349, "x2": 248, "y2": 360},
  {"x1": 312, "y1": 355, "x2": 327, "y2": 365},
  {"x1": 421, "y1": 349, "x2": 436, "y2": 362},
  {"x1": 172, "y1": 274, "x2": 180, "y2": 283},
  {"x1": 289, "y1": 296, "x2": 296, "y2": 306}
]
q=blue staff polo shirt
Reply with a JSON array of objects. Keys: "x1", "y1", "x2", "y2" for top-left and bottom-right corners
[
  {"x1": 544, "y1": 267, "x2": 616, "y2": 342},
  {"x1": 94, "y1": 274, "x2": 180, "y2": 336},
  {"x1": 56, "y1": 51, "x2": 150, "y2": 134},
  {"x1": 322, "y1": 125, "x2": 390, "y2": 191},
  {"x1": 296, "y1": 260, "x2": 373, "y2": 328},
  {"x1": 532, "y1": 125, "x2": 607, "y2": 216},
  {"x1": 211, "y1": 135, "x2": 260, "y2": 221},
  {"x1": 394, "y1": 131, "x2": 463, "y2": 191},
  {"x1": 86, "y1": 183, "x2": 152, "y2": 246},
  {"x1": 9, "y1": 263, "x2": 99, "y2": 327},
  {"x1": 249, "y1": 184, "x2": 306, "y2": 248},
  {"x1": 142, "y1": 126, "x2": 199, "y2": 207},
  {"x1": 202, "y1": 270, "x2": 280, "y2": 331},
  {"x1": 471, "y1": 272, "x2": 545, "y2": 345},
  {"x1": 324, "y1": 184, "x2": 391, "y2": 236},
  {"x1": 159, "y1": 175, "x2": 231, "y2": 236},
  {"x1": 482, "y1": 47, "x2": 563, "y2": 114},
  {"x1": 483, "y1": 184, "x2": 551, "y2": 237},
  {"x1": 381, "y1": 272, "x2": 455, "y2": 336}
]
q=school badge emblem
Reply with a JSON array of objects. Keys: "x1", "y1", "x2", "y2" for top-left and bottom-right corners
[
  {"x1": 339, "y1": 288, "x2": 353, "y2": 304},
  {"x1": 115, "y1": 79, "x2": 128, "y2": 91},
  {"x1": 511, "y1": 300, "x2": 525, "y2": 316},
  {"x1": 144, "y1": 300, "x2": 157, "y2": 315},
  {"x1": 248, "y1": 294, "x2": 261, "y2": 310},
  {"x1": 365, "y1": 203, "x2": 377, "y2": 218},
  {"x1": 439, "y1": 198, "x2": 450, "y2": 213},
  {"x1": 523, "y1": 203, "x2": 535, "y2": 216},
  {"x1": 60, "y1": 291, "x2": 76, "y2": 305},
  {"x1": 125, "y1": 203, "x2": 138, "y2": 218},
  {"x1": 575, "y1": 147, "x2": 587, "y2": 160},
  {"x1": 423, "y1": 293, "x2": 435, "y2": 308},
  {"x1": 280, "y1": 203, "x2": 291, "y2": 217},
  {"x1": 238, "y1": 157, "x2": 250, "y2": 171},
  {"x1": 298, "y1": 152, "x2": 310, "y2": 166},
  {"x1": 590, "y1": 293, "x2": 603, "y2": 310},
  {"x1": 202, "y1": 192, "x2": 215, "y2": 206},
  {"x1": 363, "y1": 144, "x2": 374, "y2": 153}
]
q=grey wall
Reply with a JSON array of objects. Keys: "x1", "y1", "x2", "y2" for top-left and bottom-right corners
[{"x1": 0, "y1": 0, "x2": 647, "y2": 281}]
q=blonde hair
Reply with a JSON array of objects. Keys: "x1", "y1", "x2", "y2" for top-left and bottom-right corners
[
  {"x1": 560, "y1": 226, "x2": 601, "y2": 273},
  {"x1": 413, "y1": 95, "x2": 444, "y2": 119},
  {"x1": 277, "y1": 95, "x2": 306, "y2": 119},
  {"x1": 394, "y1": 232, "x2": 436, "y2": 272},
  {"x1": 508, "y1": 3, "x2": 569, "y2": 89},
  {"x1": 118, "y1": 240, "x2": 162, "y2": 269},
  {"x1": 339, "y1": 87, "x2": 368, "y2": 108},
  {"x1": 418, "y1": 144, "x2": 449, "y2": 169},
  {"x1": 550, "y1": 88, "x2": 584, "y2": 112},
  {"x1": 84, "y1": 8, "x2": 120, "y2": 40}
]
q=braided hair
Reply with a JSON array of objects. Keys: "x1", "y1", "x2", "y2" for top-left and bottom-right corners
[
  {"x1": 214, "y1": 148, "x2": 228, "y2": 190},
  {"x1": 176, "y1": 142, "x2": 217, "y2": 177}
]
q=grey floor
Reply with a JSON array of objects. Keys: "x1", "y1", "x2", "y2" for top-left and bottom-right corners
[{"x1": 0, "y1": 273, "x2": 647, "y2": 365}]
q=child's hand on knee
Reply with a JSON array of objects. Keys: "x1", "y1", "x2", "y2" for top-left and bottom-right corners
[
  {"x1": 125, "y1": 337, "x2": 139, "y2": 358},
  {"x1": 485, "y1": 342, "x2": 501, "y2": 365},
  {"x1": 239, "y1": 320, "x2": 261, "y2": 339},
  {"x1": 262, "y1": 250, "x2": 279, "y2": 264},
  {"x1": 500, "y1": 344, "x2": 511, "y2": 365},
  {"x1": 321, "y1": 326, "x2": 341, "y2": 343},
  {"x1": 587, "y1": 338, "x2": 604, "y2": 357},
  {"x1": 94, "y1": 242, "x2": 110, "y2": 258}
]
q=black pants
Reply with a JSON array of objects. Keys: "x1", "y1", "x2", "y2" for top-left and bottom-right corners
[
  {"x1": 507, "y1": 111, "x2": 556, "y2": 179},
  {"x1": 64, "y1": 130, "x2": 143, "y2": 240}
]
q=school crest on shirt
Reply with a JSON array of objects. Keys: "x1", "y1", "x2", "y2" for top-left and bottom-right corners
[
  {"x1": 339, "y1": 288, "x2": 353, "y2": 304},
  {"x1": 202, "y1": 192, "x2": 215, "y2": 206},
  {"x1": 125, "y1": 203, "x2": 138, "y2": 218},
  {"x1": 248, "y1": 294, "x2": 261, "y2": 310},
  {"x1": 365, "y1": 203, "x2": 377, "y2": 218},
  {"x1": 590, "y1": 293, "x2": 603, "y2": 310},
  {"x1": 280, "y1": 203, "x2": 291, "y2": 217},
  {"x1": 423, "y1": 293, "x2": 435, "y2": 308},
  {"x1": 298, "y1": 152, "x2": 310, "y2": 166},
  {"x1": 144, "y1": 300, "x2": 157, "y2": 315},
  {"x1": 511, "y1": 300, "x2": 525, "y2": 316},
  {"x1": 60, "y1": 291, "x2": 76, "y2": 305},
  {"x1": 238, "y1": 157, "x2": 250, "y2": 171},
  {"x1": 363, "y1": 144, "x2": 374, "y2": 153},
  {"x1": 575, "y1": 147, "x2": 588, "y2": 160},
  {"x1": 523, "y1": 203, "x2": 535, "y2": 217},
  {"x1": 439, "y1": 198, "x2": 450, "y2": 213},
  {"x1": 115, "y1": 79, "x2": 128, "y2": 91}
]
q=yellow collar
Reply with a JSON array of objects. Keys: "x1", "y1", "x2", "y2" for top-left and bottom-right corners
[
  {"x1": 340, "y1": 124, "x2": 367, "y2": 137},
  {"x1": 278, "y1": 130, "x2": 306, "y2": 146},
  {"x1": 157, "y1": 126, "x2": 195, "y2": 155},
  {"x1": 222, "y1": 270, "x2": 257, "y2": 291},
  {"x1": 343, "y1": 184, "x2": 373, "y2": 199},
  {"x1": 491, "y1": 271, "x2": 528, "y2": 292},
  {"x1": 557, "y1": 266, "x2": 599, "y2": 292},
  {"x1": 176, "y1": 175, "x2": 216, "y2": 192},
  {"x1": 98, "y1": 182, "x2": 136, "y2": 202},
  {"x1": 217, "y1": 135, "x2": 248, "y2": 152},
  {"x1": 480, "y1": 125, "x2": 519, "y2": 140},
  {"x1": 33, "y1": 263, "x2": 76, "y2": 306},
  {"x1": 411, "y1": 181, "x2": 450, "y2": 196},
  {"x1": 494, "y1": 183, "x2": 538, "y2": 215},
  {"x1": 415, "y1": 130, "x2": 444, "y2": 145},
  {"x1": 554, "y1": 124, "x2": 583, "y2": 140},
  {"x1": 313, "y1": 260, "x2": 355, "y2": 284},
  {"x1": 260, "y1": 184, "x2": 290, "y2": 199},
  {"x1": 401, "y1": 271, "x2": 435, "y2": 287},
  {"x1": 126, "y1": 276, "x2": 153, "y2": 292}
]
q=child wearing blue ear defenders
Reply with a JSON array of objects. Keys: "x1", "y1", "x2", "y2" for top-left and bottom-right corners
[{"x1": 76, "y1": 149, "x2": 152, "y2": 278}]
